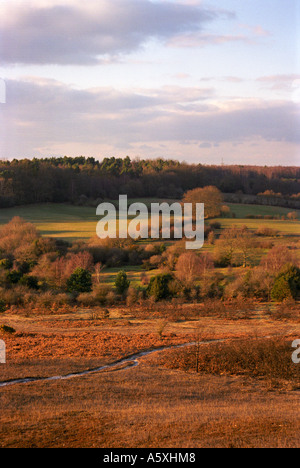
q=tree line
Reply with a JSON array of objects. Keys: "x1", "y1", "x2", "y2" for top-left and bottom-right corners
[{"x1": 0, "y1": 156, "x2": 299, "y2": 208}]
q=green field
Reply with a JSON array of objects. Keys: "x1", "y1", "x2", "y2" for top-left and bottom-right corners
[
  {"x1": 0, "y1": 203, "x2": 98, "y2": 242},
  {"x1": 227, "y1": 203, "x2": 299, "y2": 218},
  {"x1": 0, "y1": 200, "x2": 299, "y2": 242}
]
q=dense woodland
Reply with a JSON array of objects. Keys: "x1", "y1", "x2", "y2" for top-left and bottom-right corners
[{"x1": 0, "y1": 156, "x2": 300, "y2": 207}]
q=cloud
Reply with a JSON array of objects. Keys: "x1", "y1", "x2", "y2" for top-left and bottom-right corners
[
  {"x1": 167, "y1": 20, "x2": 272, "y2": 49},
  {"x1": 239, "y1": 24, "x2": 271, "y2": 38},
  {"x1": 0, "y1": 0, "x2": 229, "y2": 65},
  {"x1": 167, "y1": 33, "x2": 254, "y2": 48},
  {"x1": 1, "y1": 78, "x2": 299, "y2": 162},
  {"x1": 257, "y1": 74, "x2": 300, "y2": 91}
]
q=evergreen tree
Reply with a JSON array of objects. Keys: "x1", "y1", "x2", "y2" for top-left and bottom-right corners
[
  {"x1": 271, "y1": 265, "x2": 300, "y2": 301},
  {"x1": 67, "y1": 268, "x2": 92, "y2": 293},
  {"x1": 115, "y1": 270, "x2": 130, "y2": 295}
]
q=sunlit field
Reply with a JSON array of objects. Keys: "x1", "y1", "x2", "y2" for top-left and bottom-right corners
[
  {"x1": 0, "y1": 305, "x2": 299, "y2": 448},
  {"x1": 0, "y1": 201, "x2": 299, "y2": 242}
]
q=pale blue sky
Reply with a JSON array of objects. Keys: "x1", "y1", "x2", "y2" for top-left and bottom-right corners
[{"x1": 0, "y1": 0, "x2": 299, "y2": 165}]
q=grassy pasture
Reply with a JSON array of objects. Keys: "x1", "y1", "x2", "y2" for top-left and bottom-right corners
[
  {"x1": 215, "y1": 217, "x2": 300, "y2": 235},
  {"x1": 0, "y1": 310, "x2": 299, "y2": 448},
  {"x1": 0, "y1": 200, "x2": 299, "y2": 242},
  {"x1": 0, "y1": 199, "x2": 178, "y2": 242},
  {"x1": 228, "y1": 203, "x2": 300, "y2": 219},
  {"x1": 0, "y1": 203, "x2": 97, "y2": 241},
  {"x1": 224, "y1": 203, "x2": 300, "y2": 235}
]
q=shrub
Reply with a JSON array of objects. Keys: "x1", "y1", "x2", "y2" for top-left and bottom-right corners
[
  {"x1": 51, "y1": 293, "x2": 72, "y2": 308},
  {"x1": 35, "y1": 290, "x2": 56, "y2": 308},
  {"x1": 0, "y1": 285, "x2": 29, "y2": 306},
  {"x1": 114, "y1": 270, "x2": 130, "y2": 295},
  {"x1": 287, "y1": 212, "x2": 298, "y2": 220},
  {"x1": 0, "y1": 258, "x2": 13, "y2": 270},
  {"x1": 93, "y1": 285, "x2": 113, "y2": 305},
  {"x1": 0, "y1": 324, "x2": 16, "y2": 335},
  {"x1": 147, "y1": 273, "x2": 174, "y2": 301},
  {"x1": 126, "y1": 286, "x2": 139, "y2": 306},
  {"x1": 19, "y1": 275, "x2": 39, "y2": 290},
  {"x1": 256, "y1": 227, "x2": 278, "y2": 237},
  {"x1": 106, "y1": 290, "x2": 117, "y2": 306},
  {"x1": 200, "y1": 273, "x2": 223, "y2": 299},
  {"x1": 0, "y1": 299, "x2": 6, "y2": 313},
  {"x1": 5, "y1": 270, "x2": 22, "y2": 285},
  {"x1": 67, "y1": 268, "x2": 92, "y2": 294},
  {"x1": 270, "y1": 300, "x2": 300, "y2": 321},
  {"x1": 77, "y1": 292, "x2": 99, "y2": 307},
  {"x1": 271, "y1": 265, "x2": 300, "y2": 302},
  {"x1": 225, "y1": 269, "x2": 274, "y2": 301}
]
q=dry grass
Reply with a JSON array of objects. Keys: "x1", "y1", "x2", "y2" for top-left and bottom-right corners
[
  {"x1": 0, "y1": 364, "x2": 299, "y2": 448},
  {"x1": 150, "y1": 337, "x2": 300, "y2": 388},
  {"x1": 0, "y1": 309, "x2": 299, "y2": 448},
  {"x1": 0, "y1": 328, "x2": 192, "y2": 382}
]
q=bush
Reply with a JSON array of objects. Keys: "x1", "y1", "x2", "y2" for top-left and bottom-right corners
[
  {"x1": 67, "y1": 268, "x2": 92, "y2": 294},
  {"x1": 147, "y1": 273, "x2": 174, "y2": 301},
  {"x1": 256, "y1": 227, "x2": 278, "y2": 237},
  {"x1": 0, "y1": 324, "x2": 16, "y2": 335},
  {"x1": 77, "y1": 292, "x2": 99, "y2": 307},
  {"x1": 225, "y1": 269, "x2": 274, "y2": 301},
  {"x1": 126, "y1": 286, "x2": 140, "y2": 306},
  {"x1": 19, "y1": 275, "x2": 39, "y2": 290},
  {"x1": 5, "y1": 270, "x2": 22, "y2": 285},
  {"x1": 114, "y1": 270, "x2": 130, "y2": 295},
  {"x1": 271, "y1": 265, "x2": 300, "y2": 302},
  {"x1": 0, "y1": 285, "x2": 29, "y2": 307},
  {"x1": 93, "y1": 285, "x2": 114, "y2": 305},
  {"x1": 0, "y1": 258, "x2": 13, "y2": 270},
  {"x1": 0, "y1": 299, "x2": 7, "y2": 313}
]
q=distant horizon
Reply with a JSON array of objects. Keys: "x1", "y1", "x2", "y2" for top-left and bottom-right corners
[{"x1": 1, "y1": 154, "x2": 299, "y2": 169}]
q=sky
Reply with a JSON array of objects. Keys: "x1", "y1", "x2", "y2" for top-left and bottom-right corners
[{"x1": 0, "y1": 0, "x2": 299, "y2": 166}]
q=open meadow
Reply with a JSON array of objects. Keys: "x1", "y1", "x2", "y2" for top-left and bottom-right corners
[
  {"x1": 0, "y1": 200, "x2": 300, "y2": 241},
  {"x1": 0, "y1": 303, "x2": 299, "y2": 448}
]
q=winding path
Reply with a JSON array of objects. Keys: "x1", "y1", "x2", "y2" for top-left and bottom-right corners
[{"x1": 0, "y1": 339, "x2": 223, "y2": 389}]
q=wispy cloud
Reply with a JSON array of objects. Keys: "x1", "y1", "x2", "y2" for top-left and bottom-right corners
[
  {"x1": 167, "y1": 20, "x2": 271, "y2": 49},
  {"x1": 167, "y1": 33, "x2": 254, "y2": 48},
  {"x1": 257, "y1": 74, "x2": 300, "y2": 91}
]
